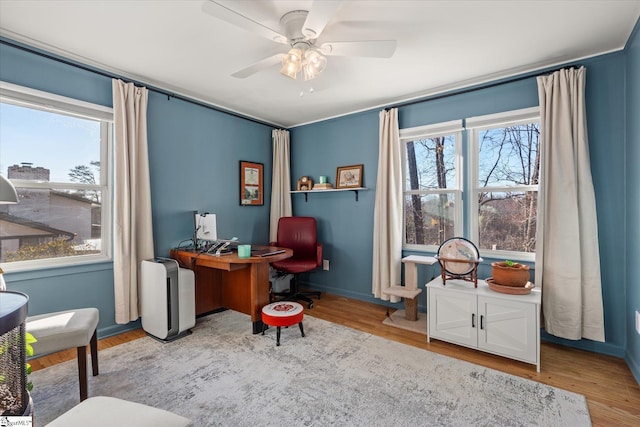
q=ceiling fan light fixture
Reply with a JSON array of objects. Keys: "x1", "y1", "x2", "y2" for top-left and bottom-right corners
[
  {"x1": 280, "y1": 47, "x2": 303, "y2": 79},
  {"x1": 303, "y1": 48, "x2": 327, "y2": 81}
]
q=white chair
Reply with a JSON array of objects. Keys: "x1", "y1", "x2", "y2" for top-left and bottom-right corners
[
  {"x1": 26, "y1": 308, "x2": 99, "y2": 401},
  {"x1": 46, "y1": 396, "x2": 192, "y2": 426}
]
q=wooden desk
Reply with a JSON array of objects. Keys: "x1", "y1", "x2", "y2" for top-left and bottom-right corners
[{"x1": 170, "y1": 246, "x2": 292, "y2": 334}]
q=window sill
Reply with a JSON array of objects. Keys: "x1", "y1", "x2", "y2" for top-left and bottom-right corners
[{"x1": 1, "y1": 255, "x2": 112, "y2": 277}]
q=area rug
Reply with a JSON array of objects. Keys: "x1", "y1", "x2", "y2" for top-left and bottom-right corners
[{"x1": 30, "y1": 310, "x2": 591, "y2": 426}]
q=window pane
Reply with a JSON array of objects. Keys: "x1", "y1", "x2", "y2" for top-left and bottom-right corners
[
  {"x1": 405, "y1": 135, "x2": 456, "y2": 190},
  {"x1": 404, "y1": 193, "x2": 456, "y2": 246},
  {"x1": 0, "y1": 88, "x2": 109, "y2": 269},
  {"x1": 478, "y1": 191, "x2": 537, "y2": 253},
  {"x1": 478, "y1": 123, "x2": 540, "y2": 187},
  {"x1": 0, "y1": 188, "x2": 102, "y2": 262},
  {"x1": 0, "y1": 102, "x2": 102, "y2": 184}
]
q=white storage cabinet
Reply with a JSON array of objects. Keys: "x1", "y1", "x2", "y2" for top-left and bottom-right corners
[{"x1": 426, "y1": 277, "x2": 541, "y2": 371}]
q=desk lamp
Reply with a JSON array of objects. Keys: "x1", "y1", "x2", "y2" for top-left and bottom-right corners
[
  {"x1": 0, "y1": 174, "x2": 18, "y2": 204},
  {"x1": 0, "y1": 174, "x2": 18, "y2": 290}
]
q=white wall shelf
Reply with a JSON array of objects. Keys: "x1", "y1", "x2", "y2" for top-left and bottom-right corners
[{"x1": 291, "y1": 187, "x2": 368, "y2": 202}]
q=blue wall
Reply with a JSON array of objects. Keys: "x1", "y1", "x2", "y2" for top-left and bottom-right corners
[
  {"x1": 0, "y1": 33, "x2": 636, "y2": 367},
  {"x1": 625, "y1": 20, "x2": 640, "y2": 383},
  {"x1": 291, "y1": 52, "x2": 628, "y2": 358},
  {"x1": 289, "y1": 112, "x2": 379, "y2": 301},
  {"x1": 146, "y1": 92, "x2": 274, "y2": 255},
  {"x1": 0, "y1": 39, "x2": 274, "y2": 337}
]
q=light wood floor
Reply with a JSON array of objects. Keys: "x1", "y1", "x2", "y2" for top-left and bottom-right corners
[{"x1": 31, "y1": 293, "x2": 640, "y2": 426}]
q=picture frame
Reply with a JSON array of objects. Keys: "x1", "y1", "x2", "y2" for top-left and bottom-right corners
[
  {"x1": 239, "y1": 161, "x2": 263, "y2": 206},
  {"x1": 336, "y1": 164, "x2": 364, "y2": 189}
]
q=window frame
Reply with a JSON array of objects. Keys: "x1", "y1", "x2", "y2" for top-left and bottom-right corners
[
  {"x1": 400, "y1": 108, "x2": 540, "y2": 261},
  {"x1": 400, "y1": 120, "x2": 464, "y2": 253},
  {"x1": 467, "y1": 106, "x2": 540, "y2": 262},
  {"x1": 0, "y1": 81, "x2": 113, "y2": 272}
]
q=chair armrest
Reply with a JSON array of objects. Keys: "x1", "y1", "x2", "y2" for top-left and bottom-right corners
[{"x1": 316, "y1": 242, "x2": 323, "y2": 267}]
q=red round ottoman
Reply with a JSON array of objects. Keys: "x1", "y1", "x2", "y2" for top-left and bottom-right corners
[{"x1": 261, "y1": 302, "x2": 305, "y2": 346}]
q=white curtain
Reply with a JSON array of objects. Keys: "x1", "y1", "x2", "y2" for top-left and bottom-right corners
[
  {"x1": 536, "y1": 67, "x2": 605, "y2": 342},
  {"x1": 372, "y1": 108, "x2": 402, "y2": 302},
  {"x1": 270, "y1": 129, "x2": 292, "y2": 242},
  {"x1": 112, "y1": 79, "x2": 155, "y2": 324}
]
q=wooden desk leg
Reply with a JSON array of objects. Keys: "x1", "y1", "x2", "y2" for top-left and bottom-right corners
[{"x1": 250, "y1": 262, "x2": 271, "y2": 334}]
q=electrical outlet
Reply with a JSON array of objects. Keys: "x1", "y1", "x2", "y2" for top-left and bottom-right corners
[
  {"x1": 323, "y1": 259, "x2": 330, "y2": 271},
  {"x1": 636, "y1": 310, "x2": 640, "y2": 336}
]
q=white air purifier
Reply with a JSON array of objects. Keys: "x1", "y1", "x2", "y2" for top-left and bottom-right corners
[{"x1": 141, "y1": 258, "x2": 195, "y2": 341}]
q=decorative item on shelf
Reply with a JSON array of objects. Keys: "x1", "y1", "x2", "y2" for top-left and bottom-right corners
[
  {"x1": 336, "y1": 164, "x2": 363, "y2": 189},
  {"x1": 318, "y1": 175, "x2": 328, "y2": 184},
  {"x1": 239, "y1": 160, "x2": 264, "y2": 206},
  {"x1": 296, "y1": 176, "x2": 313, "y2": 191},
  {"x1": 312, "y1": 182, "x2": 333, "y2": 190},
  {"x1": 435, "y1": 237, "x2": 482, "y2": 287},
  {"x1": 490, "y1": 260, "x2": 531, "y2": 287}
]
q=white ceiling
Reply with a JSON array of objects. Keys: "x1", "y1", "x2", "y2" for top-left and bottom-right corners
[{"x1": 1, "y1": 1, "x2": 639, "y2": 128}]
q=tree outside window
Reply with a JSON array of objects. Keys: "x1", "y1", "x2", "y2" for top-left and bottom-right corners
[
  {"x1": 404, "y1": 135, "x2": 459, "y2": 247},
  {"x1": 475, "y1": 123, "x2": 540, "y2": 254}
]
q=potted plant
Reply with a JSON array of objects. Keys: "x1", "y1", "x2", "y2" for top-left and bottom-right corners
[{"x1": 491, "y1": 260, "x2": 530, "y2": 287}]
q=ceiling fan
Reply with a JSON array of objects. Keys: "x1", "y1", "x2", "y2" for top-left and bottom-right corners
[{"x1": 202, "y1": 0, "x2": 397, "y2": 81}]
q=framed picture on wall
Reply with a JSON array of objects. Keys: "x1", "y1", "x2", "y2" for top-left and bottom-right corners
[
  {"x1": 240, "y1": 160, "x2": 263, "y2": 205},
  {"x1": 336, "y1": 164, "x2": 364, "y2": 189}
]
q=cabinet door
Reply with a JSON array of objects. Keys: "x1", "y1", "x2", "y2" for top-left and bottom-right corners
[
  {"x1": 429, "y1": 288, "x2": 477, "y2": 347},
  {"x1": 477, "y1": 296, "x2": 537, "y2": 363}
]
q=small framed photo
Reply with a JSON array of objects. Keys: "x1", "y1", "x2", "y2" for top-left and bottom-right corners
[
  {"x1": 239, "y1": 160, "x2": 263, "y2": 206},
  {"x1": 336, "y1": 164, "x2": 364, "y2": 189}
]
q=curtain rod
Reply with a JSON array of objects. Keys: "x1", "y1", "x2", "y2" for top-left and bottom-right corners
[
  {"x1": 0, "y1": 38, "x2": 278, "y2": 128},
  {"x1": 385, "y1": 64, "x2": 583, "y2": 111}
]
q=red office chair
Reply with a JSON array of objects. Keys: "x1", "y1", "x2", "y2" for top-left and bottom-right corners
[{"x1": 270, "y1": 216, "x2": 322, "y2": 309}]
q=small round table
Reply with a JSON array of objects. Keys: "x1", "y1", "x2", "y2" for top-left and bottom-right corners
[{"x1": 261, "y1": 302, "x2": 305, "y2": 346}]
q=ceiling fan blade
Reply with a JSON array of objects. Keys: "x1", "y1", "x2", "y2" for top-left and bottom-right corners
[
  {"x1": 320, "y1": 40, "x2": 397, "y2": 58},
  {"x1": 302, "y1": 0, "x2": 343, "y2": 39},
  {"x1": 202, "y1": 1, "x2": 288, "y2": 44},
  {"x1": 231, "y1": 54, "x2": 284, "y2": 78}
]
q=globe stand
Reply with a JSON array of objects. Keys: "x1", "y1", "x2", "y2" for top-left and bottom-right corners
[{"x1": 435, "y1": 257, "x2": 483, "y2": 287}]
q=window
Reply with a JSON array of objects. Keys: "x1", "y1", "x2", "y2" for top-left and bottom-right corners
[
  {"x1": 401, "y1": 108, "x2": 540, "y2": 260},
  {"x1": 401, "y1": 120, "x2": 463, "y2": 251},
  {"x1": 468, "y1": 108, "x2": 540, "y2": 260},
  {"x1": 0, "y1": 82, "x2": 112, "y2": 271}
]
